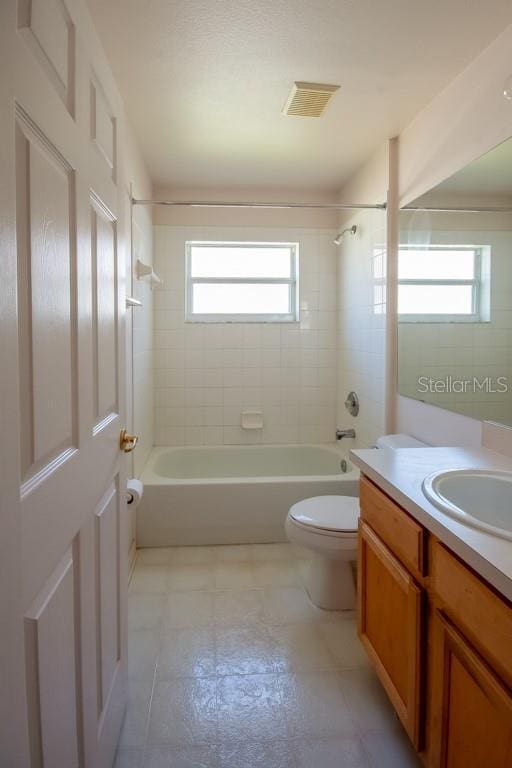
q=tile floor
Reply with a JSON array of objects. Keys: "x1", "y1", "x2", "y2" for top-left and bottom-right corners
[{"x1": 116, "y1": 543, "x2": 420, "y2": 768}]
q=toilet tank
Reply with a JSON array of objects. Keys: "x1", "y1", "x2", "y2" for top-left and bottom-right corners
[{"x1": 376, "y1": 434, "x2": 427, "y2": 450}]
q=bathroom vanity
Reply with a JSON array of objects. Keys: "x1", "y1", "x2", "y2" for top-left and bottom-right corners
[{"x1": 351, "y1": 447, "x2": 512, "y2": 768}]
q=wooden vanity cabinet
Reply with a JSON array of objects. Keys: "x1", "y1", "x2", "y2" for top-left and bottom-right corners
[
  {"x1": 358, "y1": 520, "x2": 424, "y2": 748},
  {"x1": 428, "y1": 540, "x2": 512, "y2": 768},
  {"x1": 357, "y1": 474, "x2": 512, "y2": 767},
  {"x1": 428, "y1": 609, "x2": 512, "y2": 768},
  {"x1": 358, "y1": 476, "x2": 427, "y2": 748}
]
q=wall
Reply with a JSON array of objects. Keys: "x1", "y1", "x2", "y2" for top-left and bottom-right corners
[
  {"x1": 152, "y1": 219, "x2": 339, "y2": 446},
  {"x1": 394, "y1": 22, "x2": 512, "y2": 451}
]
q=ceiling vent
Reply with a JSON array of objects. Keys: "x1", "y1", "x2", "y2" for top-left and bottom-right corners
[{"x1": 282, "y1": 81, "x2": 340, "y2": 117}]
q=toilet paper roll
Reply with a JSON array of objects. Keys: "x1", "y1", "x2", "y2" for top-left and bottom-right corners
[{"x1": 127, "y1": 478, "x2": 144, "y2": 506}]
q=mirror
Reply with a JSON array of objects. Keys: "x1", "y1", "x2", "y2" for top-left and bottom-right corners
[{"x1": 398, "y1": 137, "x2": 512, "y2": 427}]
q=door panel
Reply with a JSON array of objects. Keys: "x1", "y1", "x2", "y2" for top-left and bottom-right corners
[
  {"x1": 95, "y1": 482, "x2": 121, "y2": 720},
  {"x1": 24, "y1": 546, "x2": 82, "y2": 768},
  {"x1": 90, "y1": 78, "x2": 117, "y2": 180},
  {"x1": 17, "y1": 0, "x2": 75, "y2": 115},
  {"x1": 91, "y1": 193, "x2": 118, "y2": 427},
  {"x1": 358, "y1": 521, "x2": 424, "y2": 748},
  {"x1": 429, "y1": 610, "x2": 512, "y2": 768},
  {"x1": 15, "y1": 105, "x2": 78, "y2": 487}
]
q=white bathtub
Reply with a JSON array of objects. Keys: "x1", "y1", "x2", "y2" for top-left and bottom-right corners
[{"x1": 137, "y1": 444, "x2": 359, "y2": 546}]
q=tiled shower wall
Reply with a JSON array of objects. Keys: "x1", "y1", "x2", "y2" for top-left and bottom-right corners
[
  {"x1": 152, "y1": 226, "x2": 338, "y2": 446},
  {"x1": 336, "y1": 210, "x2": 387, "y2": 448}
]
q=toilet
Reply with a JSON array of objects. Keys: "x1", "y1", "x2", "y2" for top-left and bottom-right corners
[{"x1": 285, "y1": 433, "x2": 426, "y2": 610}]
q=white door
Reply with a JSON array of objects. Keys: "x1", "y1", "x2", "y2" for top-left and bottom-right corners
[{"x1": 0, "y1": 2, "x2": 130, "y2": 766}]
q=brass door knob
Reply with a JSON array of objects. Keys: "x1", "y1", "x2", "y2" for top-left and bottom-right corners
[{"x1": 120, "y1": 428, "x2": 139, "y2": 453}]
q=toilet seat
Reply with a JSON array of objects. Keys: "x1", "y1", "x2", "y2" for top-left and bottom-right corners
[{"x1": 288, "y1": 495, "x2": 359, "y2": 537}]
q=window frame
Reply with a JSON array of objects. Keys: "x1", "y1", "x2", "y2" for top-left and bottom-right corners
[
  {"x1": 185, "y1": 241, "x2": 299, "y2": 323},
  {"x1": 398, "y1": 244, "x2": 485, "y2": 323}
]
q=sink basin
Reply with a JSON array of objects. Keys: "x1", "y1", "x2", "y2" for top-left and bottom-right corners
[{"x1": 422, "y1": 469, "x2": 512, "y2": 540}]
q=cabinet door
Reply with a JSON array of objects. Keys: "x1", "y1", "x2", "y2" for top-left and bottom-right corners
[
  {"x1": 358, "y1": 521, "x2": 424, "y2": 748},
  {"x1": 429, "y1": 610, "x2": 512, "y2": 768}
]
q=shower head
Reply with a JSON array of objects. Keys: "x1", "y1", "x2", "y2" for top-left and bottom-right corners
[{"x1": 333, "y1": 225, "x2": 357, "y2": 245}]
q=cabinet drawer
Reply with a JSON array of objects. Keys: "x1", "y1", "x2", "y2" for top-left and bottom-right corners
[
  {"x1": 431, "y1": 540, "x2": 512, "y2": 688},
  {"x1": 359, "y1": 475, "x2": 426, "y2": 579}
]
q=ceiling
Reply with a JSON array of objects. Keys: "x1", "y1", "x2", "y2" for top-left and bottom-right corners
[{"x1": 87, "y1": 0, "x2": 512, "y2": 195}]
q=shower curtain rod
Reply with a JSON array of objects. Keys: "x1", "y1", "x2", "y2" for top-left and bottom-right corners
[
  {"x1": 131, "y1": 198, "x2": 387, "y2": 210},
  {"x1": 402, "y1": 205, "x2": 512, "y2": 213},
  {"x1": 131, "y1": 199, "x2": 512, "y2": 214}
]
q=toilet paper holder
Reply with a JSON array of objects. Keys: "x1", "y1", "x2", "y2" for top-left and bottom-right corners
[{"x1": 126, "y1": 478, "x2": 144, "y2": 505}]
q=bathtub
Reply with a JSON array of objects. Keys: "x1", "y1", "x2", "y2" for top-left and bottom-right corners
[{"x1": 137, "y1": 444, "x2": 359, "y2": 547}]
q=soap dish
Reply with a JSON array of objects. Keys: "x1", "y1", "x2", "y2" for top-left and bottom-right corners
[{"x1": 240, "y1": 410, "x2": 264, "y2": 430}]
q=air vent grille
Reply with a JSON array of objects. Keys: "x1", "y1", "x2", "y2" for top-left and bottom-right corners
[{"x1": 283, "y1": 81, "x2": 340, "y2": 117}]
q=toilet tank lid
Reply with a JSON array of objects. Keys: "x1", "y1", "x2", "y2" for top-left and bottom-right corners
[{"x1": 376, "y1": 433, "x2": 427, "y2": 450}]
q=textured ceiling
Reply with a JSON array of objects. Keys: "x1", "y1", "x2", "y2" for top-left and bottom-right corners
[{"x1": 87, "y1": 0, "x2": 512, "y2": 194}]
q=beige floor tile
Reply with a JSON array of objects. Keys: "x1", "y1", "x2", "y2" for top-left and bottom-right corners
[
  {"x1": 214, "y1": 589, "x2": 264, "y2": 627},
  {"x1": 262, "y1": 586, "x2": 331, "y2": 625},
  {"x1": 128, "y1": 594, "x2": 166, "y2": 632},
  {"x1": 157, "y1": 628, "x2": 216, "y2": 679},
  {"x1": 213, "y1": 544, "x2": 254, "y2": 563},
  {"x1": 128, "y1": 630, "x2": 160, "y2": 682},
  {"x1": 217, "y1": 674, "x2": 288, "y2": 742},
  {"x1": 214, "y1": 562, "x2": 257, "y2": 589},
  {"x1": 290, "y1": 544, "x2": 312, "y2": 561},
  {"x1": 170, "y1": 546, "x2": 217, "y2": 565},
  {"x1": 338, "y1": 668, "x2": 399, "y2": 734},
  {"x1": 253, "y1": 561, "x2": 300, "y2": 587},
  {"x1": 280, "y1": 672, "x2": 356, "y2": 738},
  {"x1": 124, "y1": 544, "x2": 377, "y2": 767},
  {"x1": 218, "y1": 739, "x2": 296, "y2": 768},
  {"x1": 318, "y1": 620, "x2": 370, "y2": 670},
  {"x1": 118, "y1": 679, "x2": 154, "y2": 748},
  {"x1": 136, "y1": 548, "x2": 173, "y2": 566},
  {"x1": 144, "y1": 744, "x2": 219, "y2": 768},
  {"x1": 251, "y1": 543, "x2": 294, "y2": 562},
  {"x1": 295, "y1": 736, "x2": 369, "y2": 768},
  {"x1": 362, "y1": 729, "x2": 421, "y2": 767},
  {"x1": 295, "y1": 559, "x2": 311, "y2": 584},
  {"x1": 148, "y1": 678, "x2": 217, "y2": 745},
  {"x1": 270, "y1": 624, "x2": 336, "y2": 673},
  {"x1": 164, "y1": 591, "x2": 215, "y2": 629},
  {"x1": 168, "y1": 563, "x2": 215, "y2": 591},
  {"x1": 130, "y1": 566, "x2": 170, "y2": 595},
  {"x1": 215, "y1": 624, "x2": 277, "y2": 675}
]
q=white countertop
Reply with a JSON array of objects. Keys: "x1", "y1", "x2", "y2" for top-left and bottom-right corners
[{"x1": 350, "y1": 446, "x2": 512, "y2": 602}]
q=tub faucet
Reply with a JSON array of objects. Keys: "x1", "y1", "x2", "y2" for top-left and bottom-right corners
[{"x1": 336, "y1": 428, "x2": 356, "y2": 441}]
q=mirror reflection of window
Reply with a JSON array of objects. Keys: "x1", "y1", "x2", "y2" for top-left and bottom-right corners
[{"x1": 398, "y1": 245, "x2": 491, "y2": 322}]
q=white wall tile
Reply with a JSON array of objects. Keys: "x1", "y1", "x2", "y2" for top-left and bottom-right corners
[
  {"x1": 153, "y1": 225, "x2": 338, "y2": 445},
  {"x1": 336, "y1": 211, "x2": 387, "y2": 448}
]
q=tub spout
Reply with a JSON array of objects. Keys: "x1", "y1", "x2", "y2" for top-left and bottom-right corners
[{"x1": 335, "y1": 428, "x2": 356, "y2": 441}]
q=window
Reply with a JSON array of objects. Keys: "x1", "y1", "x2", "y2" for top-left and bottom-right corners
[
  {"x1": 185, "y1": 241, "x2": 299, "y2": 322},
  {"x1": 398, "y1": 245, "x2": 490, "y2": 322}
]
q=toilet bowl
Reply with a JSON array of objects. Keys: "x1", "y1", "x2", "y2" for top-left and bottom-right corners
[
  {"x1": 286, "y1": 433, "x2": 426, "y2": 610},
  {"x1": 286, "y1": 496, "x2": 359, "y2": 610}
]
